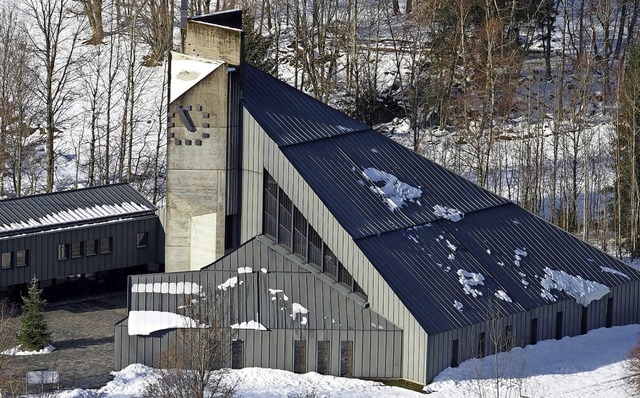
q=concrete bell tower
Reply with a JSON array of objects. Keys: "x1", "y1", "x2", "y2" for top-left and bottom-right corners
[{"x1": 165, "y1": 10, "x2": 243, "y2": 272}]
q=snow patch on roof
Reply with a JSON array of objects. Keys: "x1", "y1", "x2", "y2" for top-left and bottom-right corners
[
  {"x1": 600, "y1": 266, "x2": 630, "y2": 280},
  {"x1": 457, "y1": 269, "x2": 485, "y2": 297},
  {"x1": 231, "y1": 321, "x2": 267, "y2": 330},
  {"x1": 269, "y1": 289, "x2": 289, "y2": 301},
  {"x1": 361, "y1": 167, "x2": 422, "y2": 212},
  {"x1": 433, "y1": 205, "x2": 464, "y2": 222},
  {"x1": 128, "y1": 311, "x2": 204, "y2": 336},
  {"x1": 540, "y1": 267, "x2": 610, "y2": 306},
  {"x1": 217, "y1": 277, "x2": 240, "y2": 291},
  {"x1": 0, "y1": 202, "x2": 151, "y2": 233},
  {"x1": 131, "y1": 282, "x2": 201, "y2": 295},
  {"x1": 291, "y1": 303, "x2": 309, "y2": 325},
  {"x1": 238, "y1": 267, "x2": 252, "y2": 274},
  {"x1": 453, "y1": 300, "x2": 464, "y2": 312},
  {"x1": 494, "y1": 290, "x2": 513, "y2": 303}
]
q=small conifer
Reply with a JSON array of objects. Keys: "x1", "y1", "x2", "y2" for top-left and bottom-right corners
[{"x1": 16, "y1": 277, "x2": 52, "y2": 351}]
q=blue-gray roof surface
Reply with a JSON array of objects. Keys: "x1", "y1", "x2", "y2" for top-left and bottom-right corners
[
  {"x1": 243, "y1": 64, "x2": 640, "y2": 334},
  {"x1": 0, "y1": 184, "x2": 156, "y2": 237}
]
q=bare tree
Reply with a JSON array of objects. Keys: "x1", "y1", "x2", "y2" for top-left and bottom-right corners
[
  {"x1": 143, "y1": 290, "x2": 237, "y2": 398},
  {"x1": 24, "y1": 0, "x2": 83, "y2": 192},
  {"x1": 80, "y1": 0, "x2": 104, "y2": 44}
]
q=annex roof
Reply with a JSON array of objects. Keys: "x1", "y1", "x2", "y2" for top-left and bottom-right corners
[
  {"x1": 0, "y1": 183, "x2": 156, "y2": 238},
  {"x1": 243, "y1": 64, "x2": 640, "y2": 334}
]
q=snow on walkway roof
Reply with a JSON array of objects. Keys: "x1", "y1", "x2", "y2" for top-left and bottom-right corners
[
  {"x1": 244, "y1": 65, "x2": 640, "y2": 334},
  {"x1": 0, "y1": 183, "x2": 155, "y2": 237}
]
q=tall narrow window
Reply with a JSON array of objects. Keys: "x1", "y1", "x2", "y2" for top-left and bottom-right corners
[
  {"x1": 293, "y1": 208, "x2": 308, "y2": 258},
  {"x1": 16, "y1": 250, "x2": 28, "y2": 267},
  {"x1": 57, "y1": 244, "x2": 69, "y2": 261},
  {"x1": 317, "y1": 341, "x2": 330, "y2": 375},
  {"x1": 340, "y1": 341, "x2": 353, "y2": 377},
  {"x1": 100, "y1": 237, "x2": 112, "y2": 254},
  {"x1": 451, "y1": 339, "x2": 459, "y2": 367},
  {"x1": 353, "y1": 281, "x2": 368, "y2": 300},
  {"x1": 294, "y1": 340, "x2": 306, "y2": 374},
  {"x1": 1, "y1": 252, "x2": 11, "y2": 269},
  {"x1": 85, "y1": 240, "x2": 97, "y2": 256},
  {"x1": 530, "y1": 318, "x2": 538, "y2": 345},
  {"x1": 606, "y1": 298, "x2": 614, "y2": 328},
  {"x1": 308, "y1": 227, "x2": 322, "y2": 270},
  {"x1": 263, "y1": 172, "x2": 278, "y2": 238},
  {"x1": 478, "y1": 332, "x2": 486, "y2": 358},
  {"x1": 555, "y1": 312, "x2": 563, "y2": 340},
  {"x1": 323, "y1": 245, "x2": 338, "y2": 279},
  {"x1": 581, "y1": 307, "x2": 588, "y2": 335},
  {"x1": 278, "y1": 190, "x2": 293, "y2": 250},
  {"x1": 232, "y1": 340, "x2": 244, "y2": 369},
  {"x1": 505, "y1": 325, "x2": 513, "y2": 350},
  {"x1": 136, "y1": 232, "x2": 148, "y2": 248},
  {"x1": 338, "y1": 263, "x2": 354, "y2": 288},
  {"x1": 71, "y1": 242, "x2": 83, "y2": 258}
]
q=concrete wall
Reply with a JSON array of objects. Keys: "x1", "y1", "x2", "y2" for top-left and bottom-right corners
[{"x1": 165, "y1": 20, "x2": 242, "y2": 273}]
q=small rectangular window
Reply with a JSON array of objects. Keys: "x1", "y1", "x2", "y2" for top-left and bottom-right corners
[
  {"x1": 317, "y1": 341, "x2": 330, "y2": 375},
  {"x1": 100, "y1": 237, "x2": 112, "y2": 254},
  {"x1": 294, "y1": 340, "x2": 306, "y2": 374},
  {"x1": 478, "y1": 332, "x2": 486, "y2": 358},
  {"x1": 451, "y1": 339, "x2": 459, "y2": 367},
  {"x1": 581, "y1": 307, "x2": 588, "y2": 335},
  {"x1": 1, "y1": 252, "x2": 11, "y2": 269},
  {"x1": 323, "y1": 245, "x2": 338, "y2": 279},
  {"x1": 85, "y1": 240, "x2": 97, "y2": 256},
  {"x1": 606, "y1": 297, "x2": 614, "y2": 328},
  {"x1": 338, "y1": 263, "x2": 353, "y2": 288},
  {"x1": 340, "y1": 341, "x2": 353, "y2": 377},
  {"x1": 16, "y1": 250, "x2": 28, "y2": 267},
  {"x1": 232, "y1": 340, "x2": 244, "y2": 369},
  {"x1": 57, "y1": 244, "x2": 69, "y2": 261},
  {"x1": 308, "y1": 227, "x2": 322, "y2": 270},
  {"x1": 555, "y1": 312, "x2": 563, "y2": 340},
  {"x1": 530, "y1": 318, "x2": 538, "y2": 345},
  {"x1": 136, "y1": 232, "x2": 148, "y2": 248},
  {"x1": 71, "y1": 242, "x2": 83, "y2": 258},
  {"x1": 505, "y1": 325, "x2": 513, "y2": 350}
]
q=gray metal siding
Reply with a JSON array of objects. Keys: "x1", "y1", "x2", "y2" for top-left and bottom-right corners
[
  {"x1": 0, "y1": 216, "x2": 160, "y2": 287},
  {"x1": 240, "y1": 110, "x2": 428, "y2": 382},
  {"x1": 117, "y1": 238, "x2": 402, "y2": 378}
]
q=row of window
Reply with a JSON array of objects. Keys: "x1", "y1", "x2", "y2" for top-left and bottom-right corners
[
  {"x1": 263, "y1": 172, "x2": 367, "y2": 299},
  {"x1": 56, "y1": 232, "x2": 148, "y2": 261},
  {"x1": 451, "y1": 299, "x2": 615, "y2": 367},
  {"x1": 293, "y1": 340, "x2": 353, "y2": 377},
  {"x1": 1, "y1": 250, "x2": 29, "y2": 269}
]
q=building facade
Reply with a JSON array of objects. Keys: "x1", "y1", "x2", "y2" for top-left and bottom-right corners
[{"x1": 114, "y1": 10, "x2": 640, "y2": 385}]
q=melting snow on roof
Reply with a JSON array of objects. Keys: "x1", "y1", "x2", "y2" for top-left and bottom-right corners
[
  {"x1": 540, "y1": 267, "x2": 610, "y2": 306},
  {"x1": 457, "y1": 269, "x2": 485, "y2": 297},
  {"x1": 291, "y1": 303, "x2": 309, "y2": 325},
  {"x1": 0, "y1": 202, "x2": 150, "y2": 233},
  {"x1": 433, "y1": 205, "x2": 464, "y2": 222},
  {"x1": 231, "y1": 321, "x2": 268, "y2": 330},
  {"x1": 453, "y1": 300, "x2": 464, "y2": 312},
  {"x1": 361, "y1": 167, "x2": 422, "y2": 212},
  {"x1": 600, "y1": 266, "x2": 630, "y2": 280},
  {"x1": 131, "y1": 282, "x2": 201, "y2": 294},
  {"x1": 494, "y1": 290, "x2": 513, "y2": 303},
  {"x1": 217, "y1": 277, "x2": 241, "y2": 291},
  {"x1": 128, "y1": 311, "x2": 204, "y2": 336}
]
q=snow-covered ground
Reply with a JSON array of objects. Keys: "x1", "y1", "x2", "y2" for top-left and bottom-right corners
[{"x1": 54, "y1": 324, "x2": 640, "y2": 397}]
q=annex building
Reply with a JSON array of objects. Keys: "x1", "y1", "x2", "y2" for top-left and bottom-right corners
[
  {"x1": 0, "y1": 184, "x2": 161, "y2": 297},
  {"x1": 114, "y1": 10, "x2": 640, "y2": 384}
]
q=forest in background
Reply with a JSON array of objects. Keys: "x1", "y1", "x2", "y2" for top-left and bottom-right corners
[{"x1": 2, "y1": 0, "x2": 640, "y2": 260}]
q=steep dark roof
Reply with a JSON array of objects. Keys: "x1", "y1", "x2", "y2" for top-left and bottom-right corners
[
  {"x1": 243, "y1": 64, "x2": 640, "y2": 334},
  {"x1": 0, "y1": 184, "x2": 156, "y2": 238}
]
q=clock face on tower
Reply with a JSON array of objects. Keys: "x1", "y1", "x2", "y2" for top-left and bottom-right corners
[{"x1": 167, "y1": 104, "x2": 212, "y2": 147}]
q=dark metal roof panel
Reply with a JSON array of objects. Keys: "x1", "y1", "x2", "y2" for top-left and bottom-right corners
[
  {"x1": 281, "y1": 130, "x2": 509, "y2": 239},
  {"x1": 356, "y1": 220, "x2": 525, "y2": 335},
  {"x1": 0, "y1": 184, "x2": 156, "y2": 237},
  {"x1": 243, "y1": 64, "x2": 369, "y2": 146},
  {"x1": 357, "y1": 203, "x2": 640, "y2": 334}
]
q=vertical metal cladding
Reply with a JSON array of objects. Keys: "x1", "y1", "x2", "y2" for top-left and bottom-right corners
[{"x1": 117, "y1": 237, "x2": 402, "y2": 378}]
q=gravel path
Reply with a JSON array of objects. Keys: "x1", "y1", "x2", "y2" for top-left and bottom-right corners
[{"x1": 3, "y1": 294, "x2": 127, "y2": 391}]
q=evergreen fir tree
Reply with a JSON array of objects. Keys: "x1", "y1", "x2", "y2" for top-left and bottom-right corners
[{"x1": 17, "y1": 277, "x2": 52, "y2": 351}]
